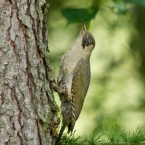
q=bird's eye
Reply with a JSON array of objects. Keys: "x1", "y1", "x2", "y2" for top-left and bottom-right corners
[{"x1": 88, "y1": 39, "x2": 92, "y2": 43}]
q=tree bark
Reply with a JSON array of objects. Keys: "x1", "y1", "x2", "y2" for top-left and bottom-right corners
[{"x1": 0, "y1": 0, "x2": 58, "y2": 144}]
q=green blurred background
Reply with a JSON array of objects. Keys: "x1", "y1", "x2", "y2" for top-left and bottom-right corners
[{"x1": 46, "y1": 0, "x2": 145, "y2": 135}]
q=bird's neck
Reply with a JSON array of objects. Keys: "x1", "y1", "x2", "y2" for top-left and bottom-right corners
[{"x1": 71, "y1": 37, "x2": 91, "y2": 61}]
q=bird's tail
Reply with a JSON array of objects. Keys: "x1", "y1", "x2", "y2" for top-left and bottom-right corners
[
  {"x1": 68, "y1": 89, "x2": 76, "y2": 132},
  {"x1": 55, "y1": 124, "x2": 65, "y2": 145}
]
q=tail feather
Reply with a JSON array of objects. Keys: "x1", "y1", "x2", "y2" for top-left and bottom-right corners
[
  {"x1": 70, "y1": 89, "x2": 76, "y2": 131},
  {"x1": 56, "y1": 87, "x2": 76, "y2": 144},
  {"x1": 55, "y1": 124, "x2": 65, "y2": 145}
]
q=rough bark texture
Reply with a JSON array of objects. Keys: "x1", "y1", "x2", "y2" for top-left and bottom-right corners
[{"x1": 0, "y1": 0, "x2": 58, "y2": 144}]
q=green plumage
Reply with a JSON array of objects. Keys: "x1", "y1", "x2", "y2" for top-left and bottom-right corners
[{"x1": 55, "y1": 22, "x2": 95, "y2": 145}]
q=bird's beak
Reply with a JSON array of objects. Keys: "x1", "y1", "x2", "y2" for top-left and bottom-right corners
[
  {"x1": 81, "y1": 20, "x2": 86, "y2": 32},
  {"x1": 79, "y1": 20, "x2": 86, "y2": 36}
]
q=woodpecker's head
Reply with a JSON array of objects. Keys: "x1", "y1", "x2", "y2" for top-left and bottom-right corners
[
  {"x1": 81, "y1": 23, "x2": 95, "y2": 48},
  {"x1": 79, "y1": 21, "x2": 95, "y2": 59}
]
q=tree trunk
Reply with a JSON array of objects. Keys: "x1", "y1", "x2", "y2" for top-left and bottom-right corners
[{"x1": 0, "y1": 0, "x2": 58, "y2": 144}]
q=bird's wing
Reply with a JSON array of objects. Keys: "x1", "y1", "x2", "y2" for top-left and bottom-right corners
[{"x1": 72, "y1": 58, "x2": 90, "y2": 120}]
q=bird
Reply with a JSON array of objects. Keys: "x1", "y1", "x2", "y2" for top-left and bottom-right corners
[{"x1": 55, "y1": 21, "x2": 95, "y2": 144}]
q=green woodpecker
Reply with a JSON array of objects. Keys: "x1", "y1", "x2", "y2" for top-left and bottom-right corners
[{"x1": 56, "y1": 22, "x2": 95, "y2": 144}]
